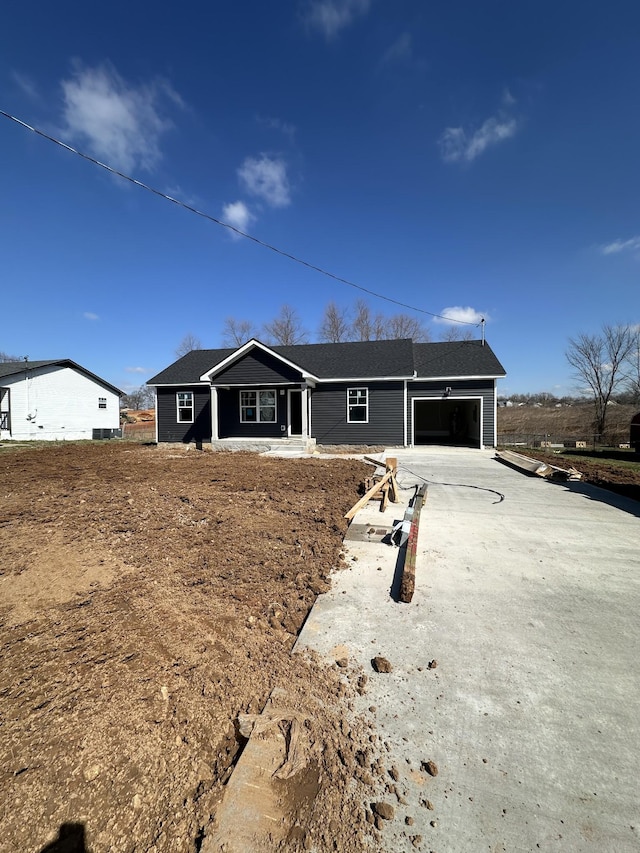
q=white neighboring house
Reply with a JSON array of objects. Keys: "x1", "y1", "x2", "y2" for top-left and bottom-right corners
[{"x1": 0, "y1": 360, "x2": 122, "y2": 441}]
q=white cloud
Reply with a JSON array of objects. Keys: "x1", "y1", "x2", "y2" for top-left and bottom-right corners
[
  {"x1": 60, "y1": 63, "x2": 181, "y2": 173},
  {"x1": 601, "y1": 236, "x2": 640, "y2": 255},
  {"x1": 238, "y1": 155, "x2": 291, "y2": 208},
  {"x1": 439, "y1": 116, "x2": 518, "y2": 164},
  {"x1": 83, "y1": 312, "x2": 99, "y2": 321},
  {"x1": 125, "y1": 366, "x2": 147, "y2": 374},
  {"x1": 301, "y1": 0, "x2": 370, "y2": 39},
  {"x1": 434, "y1": 306, "x2": 488, "y2": 325},
  {"x1": 222, "y1": 201, "x2": 255, "y2": 236},
  {"x1": 382, "y1": 33, "x2": 413, "y2": 65},
  {"x1": 502, "y1": 87, "x2": 516, "y2": 107}
]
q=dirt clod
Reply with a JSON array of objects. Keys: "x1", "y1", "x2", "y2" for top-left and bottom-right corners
[
  {"x1": 372, "y1": 801, "x2": 395, "y2": 821},
  {"x1": 422, "y1": 760, "x2": 439, "y2": 777},
  {"x1": 372, "y1": 656, "x2": 393, "y2": 673}
]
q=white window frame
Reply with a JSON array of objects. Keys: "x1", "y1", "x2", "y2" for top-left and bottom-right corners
[
  {"x1": 177, "y1": 391, "x2": 194, "y2": 423},
  {"x1": 98, "y1": 397, "x2": 107, "y2": 409},
  {"x1": 347, "y1": 387, "x2": 369, "y2": 423},
  {"x1": 240, "y1": 389, "x2": 277, "y2": 423}
]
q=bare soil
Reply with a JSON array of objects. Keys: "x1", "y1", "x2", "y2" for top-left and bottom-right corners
[{"x1": 0, "y1": 443, "x2": 384, "y2": 853}]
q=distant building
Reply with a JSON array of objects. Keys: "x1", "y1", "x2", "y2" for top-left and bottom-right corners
[{"x1": 0, "y1": 359, "x2": 122, "y2": 441}]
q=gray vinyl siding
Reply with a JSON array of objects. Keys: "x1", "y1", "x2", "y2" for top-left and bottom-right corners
[
  {"x1": 311, "y1": 382, "x2": 404, "y2": 445},
  {"x1": 408, "y1": 379, "x2": 495, "y2": 447},
  {"x1": 157, "y1": 385, "x2": 211, "y2": 443},
  {"x1": 213, "y1": 350, "x2": 303, "y2": 384}
]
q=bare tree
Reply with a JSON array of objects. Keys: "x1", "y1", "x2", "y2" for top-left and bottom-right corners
[
  {"x1": 319, "y1": 302, "x2": 351, "y2": 343},
  {"x1": 351, "y1": 300, "x2": 387, "y2": 341},
  {"x1": 0, "y1": 350, "x2": 21, "y2": 363},
  {"x1": 566, "y1": 324, "x2": 635, "y2": 436},
  {"x1": 386, "y1": 314, "x2": 430, "y2": 342},
  {"x1": 221, "y1": 318, "x2": 258, "y2": 347},
  {"x1": 623, "y1": 326, "x2": 640, "y2": 403},
  {"x1": 122, "y1": 385, "x2": 155, "y2": 410},
  {"x1": 175, "y1": 333, "x2": 202, "y2": 358},
  {"x1": 262, "y1": 305, "x2": 309, "y2": 346},
  {"x1": 439, "y1": 326, "x2": 474, "y2": 342}
]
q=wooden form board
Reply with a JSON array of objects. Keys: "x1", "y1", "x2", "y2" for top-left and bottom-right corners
[{"x1": 399, "y1": 484, "x2": 428, "y2": 603}]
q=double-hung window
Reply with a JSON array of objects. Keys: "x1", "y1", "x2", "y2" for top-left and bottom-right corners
[
  {"x1": 177, "y1": 391, "x2": 194, "y2": 423},
  {"x1": 347, "y1": 387, "x2": 368, "y2": 423},
  {"x1": 240, "y1": 390, "x2": 276, "y2": 423}
]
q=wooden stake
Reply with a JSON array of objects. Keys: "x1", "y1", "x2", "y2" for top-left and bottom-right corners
[{"x1": 344, "y1": 469, "x2": 394, "y2": 520}]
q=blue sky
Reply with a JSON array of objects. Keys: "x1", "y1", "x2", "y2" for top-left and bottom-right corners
[{"x1": 2, "y1": 0, "x2": 639, "y2": 396}]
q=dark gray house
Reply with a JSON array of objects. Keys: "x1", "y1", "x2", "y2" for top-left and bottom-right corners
[{"x1": 147, "y1": 338, "x2": 506, "y2": 449}]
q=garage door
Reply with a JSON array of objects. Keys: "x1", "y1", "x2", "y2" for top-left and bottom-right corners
[{"x1": 412, "y1": 398, "x2": 481, "y2": 447}]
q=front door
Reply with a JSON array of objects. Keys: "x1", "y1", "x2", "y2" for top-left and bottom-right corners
[{"x1": 288, "y1": 389, "x2": 302, "y2": 435}]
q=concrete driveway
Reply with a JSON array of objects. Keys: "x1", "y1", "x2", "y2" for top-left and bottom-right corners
[{"x1": 298, "y1": 447, "x2": 639, "y2": 852}]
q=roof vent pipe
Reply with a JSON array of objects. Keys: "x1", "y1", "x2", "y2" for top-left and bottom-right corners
[{"x1": 481, "y1": 318, "x2": 485, "y2": 345}]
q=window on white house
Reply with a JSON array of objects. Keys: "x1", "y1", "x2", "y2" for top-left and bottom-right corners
[
  {"x1": 240, "y1": 390, "x2": 276, "y2": 423},
  {"x1": 177, "y1": 391, "x2": 194, "y2": 423},
  {"x1": 347, "y1": 387, "x2": 368, "y2": 423},
  {"x1": 98, "y1": 397, "x2": 107, "y2": 409}
]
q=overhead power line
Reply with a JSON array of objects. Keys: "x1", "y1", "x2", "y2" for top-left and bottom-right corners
[{"x1": 0, "y1": 108, "x2": 481, "y2": 326}]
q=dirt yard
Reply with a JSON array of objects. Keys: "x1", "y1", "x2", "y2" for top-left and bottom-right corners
[{"x1": 0, "y1": 443, "x2": 384, "y2": 853}]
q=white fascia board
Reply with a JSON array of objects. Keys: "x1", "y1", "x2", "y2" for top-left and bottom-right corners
[
  {"x1": 212, "y1": 381, "x2": 299, "y2": 387},
  {"x1": 322, "y1": 375, "x2": 415, "y2": 382},
  {"x1": 412, "y1": 373, "x2": 506, "y2": 381},
  {"x1": 199, "y1": 339, "x2": 319, "y2": 383},
  {"x1": 147, "y1": 381, "x2": 209, "y2": 387}
]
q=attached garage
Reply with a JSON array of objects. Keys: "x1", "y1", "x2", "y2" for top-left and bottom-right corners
[{"x1": 412, "y1": 397, "x2": 482, "y2": 448}]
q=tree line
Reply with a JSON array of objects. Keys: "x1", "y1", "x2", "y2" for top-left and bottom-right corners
[{"x1": 176, "y1": 299, "x2": 475, "y2": 356}]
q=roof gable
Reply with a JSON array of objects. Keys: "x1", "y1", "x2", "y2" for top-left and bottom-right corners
[
  {"x1": 200, "y1": 340, "x2": 314, "y2": 382},
  {"x1": 0, "y1": 359, "x2": 123, "y2": 395}
]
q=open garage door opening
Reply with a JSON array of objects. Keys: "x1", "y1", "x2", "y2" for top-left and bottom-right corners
[{"x1": 413, "y1": 398, "x2": 482, "y2": 448}]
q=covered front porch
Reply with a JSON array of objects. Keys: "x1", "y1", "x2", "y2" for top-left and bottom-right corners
[{"x1": 210, "y1": 383, "x2": 311, "y2": 441}]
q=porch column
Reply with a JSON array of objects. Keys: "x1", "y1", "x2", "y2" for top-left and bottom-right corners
[
  {"x1": 301, "y1": 384, "x2": 309, "y2": 438},
  {"x1": 211, "y1": 386, "x2": 219, "y2": 440}
]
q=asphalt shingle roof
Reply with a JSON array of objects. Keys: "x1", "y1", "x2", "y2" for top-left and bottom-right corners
[
  {"x1": 413, "y1": 340, "x2": 506, "y2": 378},
  {"x1": 0, "y1": 360, "x2": 123, "y2": 395},
  {"x1": 148, "y1": 338, "x2": 505, "y2": 385}
]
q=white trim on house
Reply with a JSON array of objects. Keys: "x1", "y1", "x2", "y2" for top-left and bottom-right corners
[
  {"x1": 411, "y1": 373, "x2": 505, "y2": 382},
  {"x1": 239, "y1": 389, "x2": 277, "y2": 423},
  {"x1": 347, "y1": 387, "x2": 369, "y2": 424},
  {"x1": 411, "y1": 395, "x2": 484, "y2": 450},
  {"x1": 176, "y1": 391, "x2": 195, "y2": 423},
  {"x1": 148, "y1": 381, "x2": 209, "y2": 387},
  {"x1": 211, "y1": 387, "x2": 219, "y2": 440},
  {"x1": 403, "y1": 380, "x2": 408, "y2": 447}
]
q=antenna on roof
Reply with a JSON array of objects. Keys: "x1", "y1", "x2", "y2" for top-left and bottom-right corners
[{"x1": 480, "y1": 318, "x2": 485, "y2": 346}]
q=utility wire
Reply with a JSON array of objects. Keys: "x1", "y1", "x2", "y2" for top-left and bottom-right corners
[{"x1": 1, "y1": 108, "x2": 480, "y2": 326}]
